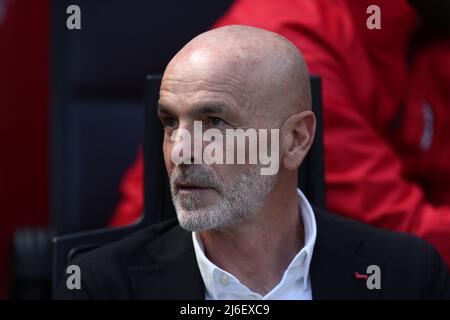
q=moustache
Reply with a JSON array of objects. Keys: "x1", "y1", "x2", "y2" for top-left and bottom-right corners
[{"x1": 170, "y1": 165, "x2": 223, "y2": 193}]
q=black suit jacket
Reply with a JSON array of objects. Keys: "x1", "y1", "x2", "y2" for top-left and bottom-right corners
[{"x1": 56, "y1": 208, "x2": 450, "y2": 299}]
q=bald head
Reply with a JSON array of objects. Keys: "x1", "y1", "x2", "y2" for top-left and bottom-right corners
[{"x1": 161, "y1": 25, "x2": 312, "y2": 125}]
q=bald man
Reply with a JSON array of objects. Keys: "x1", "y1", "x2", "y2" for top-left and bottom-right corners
[{"x1": 56, "y1": 26, "x2": 450, "y2": 300}]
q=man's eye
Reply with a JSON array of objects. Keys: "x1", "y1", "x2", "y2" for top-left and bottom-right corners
[
  {"x1": 162, "y1": 117, "x2": 177, "y2": 129},
  {"x1": 207, "y1": 117, "x2": 226, "y2": 127}
]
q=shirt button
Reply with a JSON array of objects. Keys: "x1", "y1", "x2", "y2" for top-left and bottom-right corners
[{"x1": 218, "y1": 275, "x2": 229, "y2": 286}]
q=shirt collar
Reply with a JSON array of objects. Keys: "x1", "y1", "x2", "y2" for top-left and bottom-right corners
[{"x1": 192, "y1": 188, "x2": 317, "y2": 299}]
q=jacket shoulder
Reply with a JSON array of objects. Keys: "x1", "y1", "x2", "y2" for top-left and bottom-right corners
[
  {"x1": 317, "y1": 207, "x2": 433, "y2": 259},
  {"x1": 77, "y1": 218, "x2": 180, "y2": 264},
  {"x1": 314, "y1": 208, "x2": 450, "y2": 299},
  {"x1": 56, "y1": 218, "x2": 182, "y2": 299}
]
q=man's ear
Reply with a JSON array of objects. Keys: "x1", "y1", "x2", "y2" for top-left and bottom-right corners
[{"x1": 281, "y1": 111, "x2": 316, "y2": 171}]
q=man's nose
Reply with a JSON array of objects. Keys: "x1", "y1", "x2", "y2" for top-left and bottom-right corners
[{"x1": 171, "y1": 123, "x2": 203, "y2": 164}]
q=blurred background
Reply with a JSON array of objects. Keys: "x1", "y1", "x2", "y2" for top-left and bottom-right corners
[
  {"x1": 0, "y1": 0, "x2": 234, "y2": 299},
  {"x1": 0, "y1": 0, "x2": 449, "y2": 300},
  {"x1": 0, "y1": 0, "x2": 50, "y2": 299}
]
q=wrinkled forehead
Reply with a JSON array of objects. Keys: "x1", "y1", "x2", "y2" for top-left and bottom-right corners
[
  {"x1": 159, "y1": 49, "x2": 261, "y2": 112},
  {"x1": 162, "y1": 47, "x2": 260, "y2": 89},
  {"x1": 160, "y1": 70, "x2": 250, "y2": 100}
]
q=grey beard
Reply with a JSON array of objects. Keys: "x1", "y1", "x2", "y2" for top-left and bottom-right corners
[{"x1": 170, "y1": 165, "x2": 277, "y2": 232}]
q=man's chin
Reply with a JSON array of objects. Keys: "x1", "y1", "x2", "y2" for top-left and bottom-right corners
[
  {"x1": 173, "y1": 190, "x2": 219, "y2": 208},
  {"x1": 178, "y1": 223, "x2": 213, "y2": 233},
  {"x1": 176, "y1": 207, "x2": 250, "y2": 233},
  {"x1": 175, "y1": 206, "x2": 226, "y2": 232}
]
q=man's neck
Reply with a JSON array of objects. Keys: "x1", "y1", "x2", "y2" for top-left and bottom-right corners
[{"x1": 198, "y1": 185, "x2": 304, "y2": 296}]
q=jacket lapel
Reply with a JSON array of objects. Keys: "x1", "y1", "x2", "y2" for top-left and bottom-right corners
[
  {"x1": 310, "y1": 208, "x2": 384, "y2": 300},
  {"x1": 127, "y1": 225, "x2": 205, "y2": 299}
]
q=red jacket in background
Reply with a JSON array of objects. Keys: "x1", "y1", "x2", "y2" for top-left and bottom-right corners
[{"x1": 110, "y1": 0, "x2": 450, "y2": 267}]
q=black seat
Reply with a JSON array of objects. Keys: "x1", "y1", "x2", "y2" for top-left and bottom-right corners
[{"x1": 52, "y1": 74, "x2": 326, "y2": 296}]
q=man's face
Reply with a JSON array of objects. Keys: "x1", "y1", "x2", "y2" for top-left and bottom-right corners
[{"x1": 158, "y1": 53, "x2": 278, "y2": 231}]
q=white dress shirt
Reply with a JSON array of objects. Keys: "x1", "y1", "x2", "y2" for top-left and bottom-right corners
[{"x1": 192, "y1": 188, "x2": 317, "y2": 300}]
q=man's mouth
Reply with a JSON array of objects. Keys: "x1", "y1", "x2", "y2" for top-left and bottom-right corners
[{"x1": 176, "y1": 183, "x2": 215, "y2": 193}]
